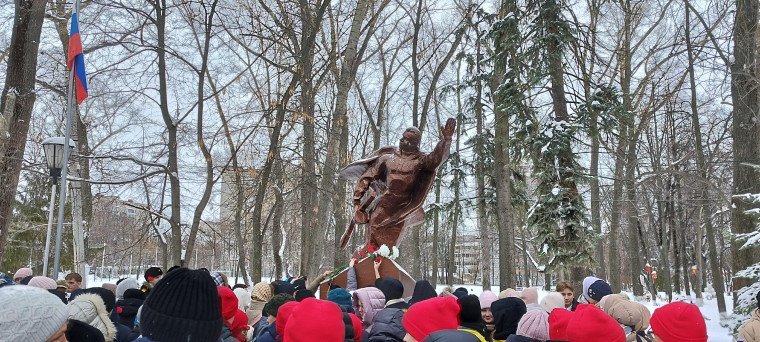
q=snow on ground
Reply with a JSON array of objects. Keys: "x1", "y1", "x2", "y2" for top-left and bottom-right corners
[{"x1": 83, "y1": 273, "x2": 737, "y2": 341}]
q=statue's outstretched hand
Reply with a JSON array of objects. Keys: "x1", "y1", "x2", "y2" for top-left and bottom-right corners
[{"x1": 441, "y1": 118, "x2": 456, "y2": 139}]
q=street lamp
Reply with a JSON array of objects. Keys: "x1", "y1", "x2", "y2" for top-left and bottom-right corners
[{"x1": 41, "y1": 137, "x2": 74, "y2": 277}]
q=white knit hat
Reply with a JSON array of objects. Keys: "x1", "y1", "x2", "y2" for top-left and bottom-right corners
[
  {"x1": 0, "y1": 285, "x2": 69, "y2": 342},
  {"x1": 115, "y1": 277, "x2": 140, "y2": 300},
  {"x1": 540, "y1": 292, "x2": 565, "y2": 313}
]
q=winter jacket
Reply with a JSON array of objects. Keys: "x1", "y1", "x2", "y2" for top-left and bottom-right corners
[
  {"x1": 504, "y1": 335, "x2": 542, "y2": 342},
  {"x1": 740, "y1": 309, "x2": 760, "y2": 342},
  {"x1": 422, "y1": 330, "x2": 481, "y2": 342},
  {"x1": 220, "y1": 323, "x2": 237, "y2": 342},
  {"x1": 458, "y1": 328, "x2": 487, "y2": 342},
  {"x1": 246, "y1": 300, "x2": 267, "y2": 327},
  {"x1": 113, "y1": 320, "x2": 134, "y2": 342},
  {"x1": 602, "y1": 294, "x2": 650, "y2": 342},
  {"x1": 254, "y1": 321, "x2": 279, "y2": 342},
  {"x1": 567, "y1": 298, "x2": 578, "y2": 311},
  {"x1": 116, "y1": 295, "x2": 144, "y2": 328},
  {"x1": 384, "y1": 300, "x2": 410, "y2": 310},
  {"x1": 367, "y1": 308, "x2": 405, "y2": 342},
  {"x1": 353, "y1": 287, "x2": 386, "y2": 334},
  {"x1": 250, "y1": 315, "x2": 268, "y2": 339},
  {"x1": 459, "y1": 323, "x2": 491, "y2": 342},
  {"x1": 347, "y1": 266, "x2": 358, "y2": 292},
  {"x1": 68, "y1": 293, "x2": 118, "y2": 342}
]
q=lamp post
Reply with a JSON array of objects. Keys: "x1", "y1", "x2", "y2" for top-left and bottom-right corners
[{"x1": 41, "y1": 137, "x2": 74, "y2": 277}]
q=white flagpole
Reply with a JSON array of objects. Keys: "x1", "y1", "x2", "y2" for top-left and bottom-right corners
[{"x1": 52, "y1": 0, "x2": 81, "y2": 280}]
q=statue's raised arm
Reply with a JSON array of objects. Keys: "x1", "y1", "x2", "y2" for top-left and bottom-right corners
[{"x1": 339, "y1": 118, "x2": 456, "y2": 251}]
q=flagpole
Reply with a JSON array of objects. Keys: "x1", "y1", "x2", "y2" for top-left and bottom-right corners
[{"x1": 52, "y1": 0, "x2": 80, "y2": 280}]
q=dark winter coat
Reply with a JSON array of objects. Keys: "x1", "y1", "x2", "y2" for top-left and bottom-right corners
[
  {"x1": 127, "y1": 327, "x2": 141, "y2": 342},
  {"x1": 384, "y1": 300, "x2": 410, "y2": 310},
  {"x1": 568, "y1": 298, "x2": 578, "y2": 311},
  {"x1": 220, "y1": 323, "x2": 237, "y2": 342},
  {"x1": 491, "y1": 298, "x2": 527, "y2": 340},
  {"x1": 250, "y1": 315, "x2": 268, "y2": 339},
  {"x1": 254, "y1": 321, "x2": 279, "y2": 342},
  {"x1": 367, "y1": 308, "x2": 405, "y2": 342},
  {"x1": 504, "y1": 335, "x2": 542, "y2": 342},
  {"x1": 116, "y1": 290, "x2": 145, "y2": 328},
  {"x1": 113, "y1": 320, "x2": 134, "y2": 342},
  {"x1": 421, "y1": 330, "x2": 481, "y2": 342}
]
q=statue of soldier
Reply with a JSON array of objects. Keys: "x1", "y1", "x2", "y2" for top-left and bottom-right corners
[{"x1": 339, "y1": 118, "x2": 456, "y2": 250}]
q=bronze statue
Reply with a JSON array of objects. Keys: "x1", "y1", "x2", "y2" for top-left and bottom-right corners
[{"x1": 339, "y1": 118, "x2": 456, "y2": 250}]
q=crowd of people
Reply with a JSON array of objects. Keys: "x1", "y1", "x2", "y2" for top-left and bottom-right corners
[{"x1": 0, "y1": 261, "x2": 753, "y2": 342}]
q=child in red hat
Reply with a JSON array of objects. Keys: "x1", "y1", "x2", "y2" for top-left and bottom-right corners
[
  {"x1": 650, "y1": 302, "x2": 707, "y2": 342},
  {"x1": 402, "y1": 297, "x2": 461, "y2": 341}
]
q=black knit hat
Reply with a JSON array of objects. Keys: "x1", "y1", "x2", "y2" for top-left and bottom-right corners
[
  {"x1": 376, "y1": 277, "x2": 404, "y2": 301},
  {"x1": 144, "y1": 267, "x2": 163, "y2": 282},
  {"x1": 458, "y1": 294, "x2": 482, "y2": 323},
  {"x1": 265, "y1": 293, "x2": 295, "y2": 317},
  {"x1": 67, "y1": 319, "x2": 105, "y2": 342},
  {"x1": 139, "y1": 267, "x2": 222, "y2": 342},
  {"x1": 294, "y1": 289, "x2": 315, "y2": 302}
]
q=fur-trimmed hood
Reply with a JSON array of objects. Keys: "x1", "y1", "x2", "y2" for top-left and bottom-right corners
[{"x1": 68, "y1": 293, "x2": 117, "y2": 342}]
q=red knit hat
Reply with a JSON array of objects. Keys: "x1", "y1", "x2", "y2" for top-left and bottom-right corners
[
  {"x1": 231, "y1": 310, "x2": 249, "y2": 342},
  {"x1": 218, "y1": 286, "x2": 239, "y2": 322},
  {"x1": 548, "y1": 308, "x2": 574, "y2": 340},
  {"x1": 284, "y1": 298, "x2": 344, "y2": 342},
  {"x1": 349, "y1": 313, "x2": 363, "y2": 341},
  {"x1": 650, "y1": 302, "x2": 707, "y2": 342},
  {"x1": 566, "y1": 304, "x2": 625, "y2": 342},
  {"x1": 276, "y1": 301, "x2": 300, "y2": 338},
  {"x1": 402, "y1": 296, "x2": 461, "y2": 341}
]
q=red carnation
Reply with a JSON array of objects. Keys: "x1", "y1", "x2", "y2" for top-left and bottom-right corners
[
  {"x1": 117, "y1": 307, "x2": 123, "y2": 314},
  {"x1": 359, "y1": 251, "x2": 366, "y2": 258},
  {"x1": 147, "y1": 276, "x2": 155, "y2": 281},
  {"x1": 375, "y1": 257, "x2": 381, "y2": 262}
]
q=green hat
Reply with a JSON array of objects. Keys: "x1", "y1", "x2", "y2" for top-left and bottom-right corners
[{"x1": 265, "y1": 293, "x2": 295, "y2": 317}]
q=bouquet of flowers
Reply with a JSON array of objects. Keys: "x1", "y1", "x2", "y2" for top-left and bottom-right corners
[
  {"x1": 325, "y1": 244, "x2": 400, "y2": 280},
  {"x1": 356, "y1": 244, "x2": 400, "y2": 262}
]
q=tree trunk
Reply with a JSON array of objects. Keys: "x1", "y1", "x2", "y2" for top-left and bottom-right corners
[
  {"x1": 624, "y1": 123, "x2": 643, "y2": 297},
  {"x1": 431, "y1": 182, "x2": 441, "y2": 287},
  {"x1": 730, "y1": 3, "x2": 760, "y2": 306},
  {"x1": 272, "y1": 160, "x2": 285, "y2": 280},
  {"x1": 207, "y1": 66, "x2": 250, "y2": 286},
  {"x1": 474, "y1": 36, "x2": 491, "y2": 290},
  {"x1": 320, "y1": 0, "x2": 371, "y2": 273},
  {"x1": 0, "y1": 0, "x2": 49, "y2": 268},
  {"x1": 608, "y1": 132, "x2": 626, "y2": 293},
  {"x1": 492, "y1": 0, "x2": 517, "y2": 291},
  {"x1": 685, "y1": 3, "x2": 726, "y2": 313},
  {"x1": 184, "y1": 0, "x2": 219, "y2": 269},
  {"x1": 150, "y1": 0, "x2": 183, "y2": 266}
]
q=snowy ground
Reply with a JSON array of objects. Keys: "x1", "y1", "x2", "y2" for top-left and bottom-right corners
[{"x1": 84, "y1": 274, "x2": 736, "y2": 341}]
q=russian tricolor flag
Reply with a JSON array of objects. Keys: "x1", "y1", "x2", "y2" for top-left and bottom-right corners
[{"x1": 68, "y1": 12, "x2": 88, "y2": 104}]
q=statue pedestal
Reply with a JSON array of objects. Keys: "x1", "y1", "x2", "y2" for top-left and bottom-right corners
[{"x1": 318, "y1": 257, "x2": 416, "y2": 299}]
